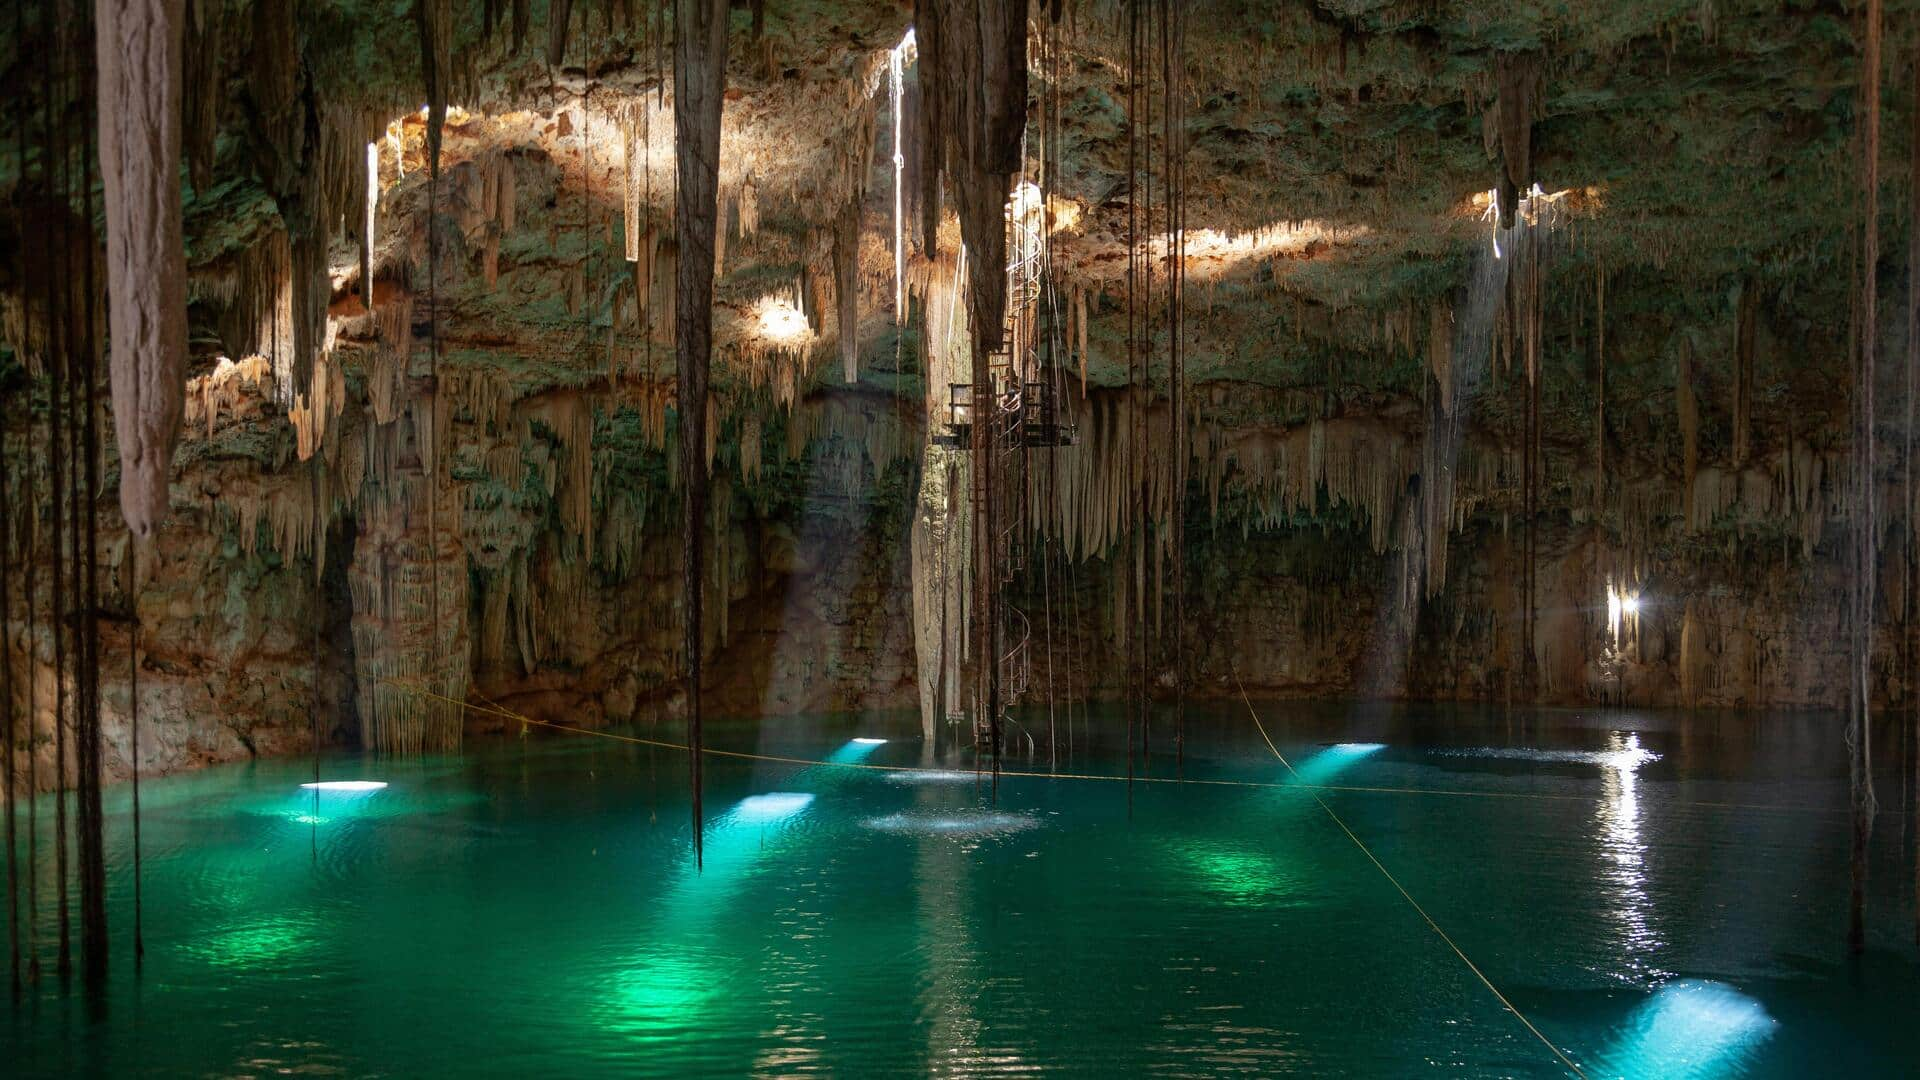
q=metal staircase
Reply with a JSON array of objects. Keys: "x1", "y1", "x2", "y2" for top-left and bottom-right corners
[{"x1": 934, "y1": 184, "x2": 1072, "y2": 753}]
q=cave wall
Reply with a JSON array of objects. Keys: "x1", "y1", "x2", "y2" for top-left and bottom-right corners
[
  {"x1": 0, "y1": 373, "x2": 1901, "y2": 794},
  {"x1": 5, "y1": 1, "x2": 1916, "y2": 788}
]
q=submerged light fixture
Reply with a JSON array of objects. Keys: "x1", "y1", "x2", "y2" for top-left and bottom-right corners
[
  {"x1": 730, "y1": 792, "x2": 815, "y2": 823},
  {"x1": 299, "y1": 780, "x2": 389, "y2": 793},
  {"x1": 1597, "y1": 980, "x2": 1776, "y2": 1079}
]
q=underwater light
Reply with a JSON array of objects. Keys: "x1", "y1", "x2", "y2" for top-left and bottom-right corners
[
  {"x1": 1599, "y1": 979, "x2": 1776, "y2": 1079},
  {"x1": 828, "y1": 738, "x2": 889, "y2": 764},
  {"x1": 299, "y1": 780, "x2": 388, "y2": 792},
  {"x1": 732, "y1": 792, "x2": 814, "y2": 823},
  {"x1": 1289, "y1": 741, "x2": 1387, "y2": 786},
  {"x1": 881, "y1": 770, "x2": 976, "y2": 783}
]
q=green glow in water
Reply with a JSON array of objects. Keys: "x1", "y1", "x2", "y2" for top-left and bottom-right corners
[
  {"x1": 184, "y1": 914, "x2": 320, "y2": 970},
  {"x1": 1178, "y1": 842, "x2": 1303, "y2": 909}
]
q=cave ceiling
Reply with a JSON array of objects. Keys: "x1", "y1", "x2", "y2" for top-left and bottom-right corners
[{"x1": 43, "y1": 0, "x2": 1907, "y2": 408}]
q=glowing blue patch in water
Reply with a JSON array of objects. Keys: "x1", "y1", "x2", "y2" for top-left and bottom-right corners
[
  {"x1": 1290, "y1": 742, "x2": 1387, "y2": 786},
  {"x1": 827, "y1": 739, "x2": 887, "y2": 764},
  {"x1": 1598, "y1": 980, "x2": 1777, "y2": 1080},
  {"x1": 862, "y1": 810, "x2": 1037, "y2": 837},
  {"x1": 299, "y1": 780, "x2": 388, "y2": 793},
  {"x1": 881, "y1": 769, "x2": 978, "y2": 784},
  {"x1": 729, "y1": 792, "x2": 814, "y2": 823}
]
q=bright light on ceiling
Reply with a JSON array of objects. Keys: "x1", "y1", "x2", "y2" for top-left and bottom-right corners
[{"x1": 754, "y1": 295, "x2": 812, "y2": 345}]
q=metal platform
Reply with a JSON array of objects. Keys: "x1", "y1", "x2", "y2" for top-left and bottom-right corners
[{"x1": 933, "y1": 379, "x2": 1077, "y2": 449}]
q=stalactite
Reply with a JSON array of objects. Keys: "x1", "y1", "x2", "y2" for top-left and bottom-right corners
[
  {"x1": 184, "y1": 353, "x2": 272, "y2": 437},
  {"x1": 72, "y1": 51, "x2": 110, "y2": 984},
  {"x1": 2, "y1": 388, "x2": 17, "y2": 997},
  {"x1": 833, "y1": 196, "x2": 861, "y2": 383},
  {"x1": 1491, "y1": 52, "x2": 1538, "y2": 225},
  {"x1": 1907, "y1": 49, "x2": 1920, "y2": 948},
  {"x1": 1678, "y1": 336, "x2": 1700, "y2": 531},
  {"x1": 889, "y1": 30, "x2": 914, "y2": 323},
  {"x1": 1733, "y1": 279, "x2": 1756, "y2": 469},
  {"x1": 1679, "y1": 597, "x2": 1704, "y2": 708},
  {"x1": 181, "y1": 0, "x2": 222, "y2": 193},
  {"x1": 1594, "y1": 260, "x2": 1607, "y2": 519},
  {"x1": 363, "y1": 141, "x2": 379, "y2": 309},
  {"x1": 623, "y1": 98, "x2": 643, "y2": 263},
  {"x1": 1848, "y1": 0, "x2": 1883, "y2": 953},
  {"x1": 547, "y1": 0, "x2": 572, "y2": 67},
  {"x1": 97, "y1": 0, "x2": 188, "y2": 542},
  {"x1": 676, "y1": 0, "x2": 729, "y2": 866},
  {"x1": 919, "y1": 0, "x2": 1024, "y2": 357},
  {"x1": 416, "y1": 0, "x2": 452, "y2": 176},
  {"x1": 1427, "y1": 303, "x2": 1455, "y2": 416}
]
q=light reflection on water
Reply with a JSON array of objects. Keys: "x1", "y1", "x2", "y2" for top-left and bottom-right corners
[
  {"x1": 3, "y1": 708, "x2": 1914, "y2": 1077},
  {"x1": 1598, "y1": 731, "x2": 1670, "y2": 984}
]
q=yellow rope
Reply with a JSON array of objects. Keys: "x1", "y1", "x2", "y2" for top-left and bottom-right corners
[
  {"x1": 1232, "y1": 675, "x2": 1586, "y2": 1079},
  {"x1": 377, "y1": 679, "x2": 1862, "y2": 818}
]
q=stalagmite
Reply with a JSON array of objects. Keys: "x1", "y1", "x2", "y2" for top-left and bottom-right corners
[{"x1": 97, "y1": 0, "x2": 189, "y2": 541}]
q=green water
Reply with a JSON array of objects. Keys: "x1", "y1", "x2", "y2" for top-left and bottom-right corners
[{"x1": 3, "y1": 705, "x2": 1917, "y2": 1076}]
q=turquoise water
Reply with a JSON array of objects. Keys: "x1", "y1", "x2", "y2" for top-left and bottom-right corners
[{"x1": 3, "y1": 705, "x2": 1918, "y2": 1076}]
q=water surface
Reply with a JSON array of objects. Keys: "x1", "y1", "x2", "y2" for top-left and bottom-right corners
[{"x1": 3, "y1": 704, "x2": 1916, "y2": 1076}]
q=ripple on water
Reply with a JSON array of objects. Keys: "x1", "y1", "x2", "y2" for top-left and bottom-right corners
[
  {"x1": 861, "y1": 809, "x2": 1039, "y2": 838},
  {"x1": 880, "y1": 769, "x2": 985, "y2": 785},
  {"x1": 1436, "y1": 745, "x2": 1661, "y2": 770}
]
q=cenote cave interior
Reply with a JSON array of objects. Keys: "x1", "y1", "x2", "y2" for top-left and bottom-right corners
[{"x1": 6, "y1": 0, "x2": 1920, "y2": 1076}]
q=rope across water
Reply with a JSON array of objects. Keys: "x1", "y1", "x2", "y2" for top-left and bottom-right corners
[
  {"x1": 375, "y1": 679, "x2": 1870, "y2": 819},
  {"x1": 1232, "y1": 674, "x2": 1586, "y2": 1079}
]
